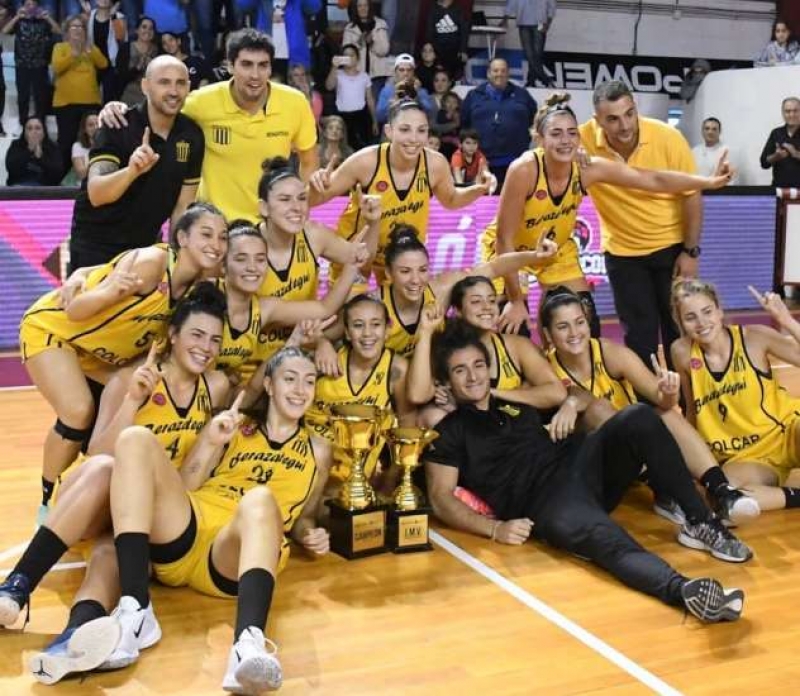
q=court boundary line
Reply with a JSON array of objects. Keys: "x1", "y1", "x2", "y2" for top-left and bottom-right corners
[{"x1": 430, "y1": 530, "x2": 683, "y2": 696}]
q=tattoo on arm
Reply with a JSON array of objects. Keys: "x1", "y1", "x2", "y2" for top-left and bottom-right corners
[{"x1": 88, "y1": 160, "x2": 120, "y2": 180}]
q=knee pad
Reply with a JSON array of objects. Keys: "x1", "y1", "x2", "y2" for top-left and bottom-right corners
[
  {"x1": 578, "y1": 291, "x2": 601, "y2": 338},
  {"x1": 53, "y1": 419, "x2": 93, "y2": 443}
]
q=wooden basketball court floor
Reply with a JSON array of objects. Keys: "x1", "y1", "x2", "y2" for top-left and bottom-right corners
[{"x1": 2, "y1": 365, "x2": 800, "y2": 694}]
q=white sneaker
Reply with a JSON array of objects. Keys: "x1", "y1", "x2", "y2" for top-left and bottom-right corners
[
  {"x1": 222, "y1": 626, "x2": 283, "y2": 694},
  {"x1": 29, "y1": 616, "x2": 120, "y2": 685},
  {"x1": 97, "y1": 596, "x2": 162, "y2": 670}
]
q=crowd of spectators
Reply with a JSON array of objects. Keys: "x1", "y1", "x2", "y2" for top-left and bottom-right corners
[
  {"x1": 3, "y1": 1, "x2": 800, "y2": 190},
  {"x1": 0, "y1": 0, "x2": 527, "y2": 190}
]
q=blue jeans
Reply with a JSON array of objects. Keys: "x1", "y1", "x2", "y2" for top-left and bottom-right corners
[
  {"x1": 191, "y1": 0, "x2": 216, "y2": 59},
  {"x1": 518, "y1": 25, "x2": 551, "y2": 86}
]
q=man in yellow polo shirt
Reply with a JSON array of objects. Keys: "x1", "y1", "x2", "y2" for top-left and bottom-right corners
[
  {"x1": 99, "y1": 29, "x2": 318, "y2": 222},
  {"x1": 579, "y1": 80, "x2": 702, "y2": 366}
]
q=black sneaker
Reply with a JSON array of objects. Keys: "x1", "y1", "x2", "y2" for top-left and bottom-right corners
[
  {"x1": 681, "y1": 578, "x2": 744, "y2": 622},
  {"x1": 678, "y1": 517, "x2": 753, "y2": 563},
  {"x1": 0, "y1": 572, "x2": 31, "y2": 627},
  {"x1": 712, "y1": 485, "x2": 760, "y2": 527}
]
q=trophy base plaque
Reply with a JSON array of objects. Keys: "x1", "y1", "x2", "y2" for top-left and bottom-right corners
[
  {"x1": 327, "y1": 501, "x2": 389, "y2": 560},
  {"x1": 388, "y1": 507, "x2": 433, "y2": 553}
]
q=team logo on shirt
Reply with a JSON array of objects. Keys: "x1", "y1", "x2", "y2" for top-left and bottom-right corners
[
  {"x1": 375, "y1": 181, "x2": 389, "y2": 192},
  {"x1": 690, "y1": 358, "x2": 703, "y2": 370},
  {"x1": 212, "y1": 125, "x2": 232, "y2": 145},
  {"x1": 152, "y1": 393, "x2": 167, "y2": 406},
  {"x1": 416, "y1": 174, "x2": 429, "y2": 193},
  {"x1": 535, "y1": 189, "x2": 547, "y2": 200},
  {"x1": 572, "y1": 180, "x2": 581, "y2": 195},
  {"x1": 158, "y1": 281, "x2": 169, "y2": 295},
  {"x1": 175, "y1": 140, "x2": 190, "y2": 163}
]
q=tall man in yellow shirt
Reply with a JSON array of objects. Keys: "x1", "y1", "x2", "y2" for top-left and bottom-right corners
[
  {"x1": 579, "y1": 80, "x2": 704, "y2": 366},
  {"x1": 100, "y1": 29, "x2": 319, "y2": 222}
]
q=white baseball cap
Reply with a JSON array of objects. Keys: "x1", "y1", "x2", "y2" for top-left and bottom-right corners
[{"x1": 394, "y1": 53, "x2": 415, "y2": 69}]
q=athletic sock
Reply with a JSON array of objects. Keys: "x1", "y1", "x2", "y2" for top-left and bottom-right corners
[
  {"x1": 700, "y1": 467, "x2": 729, "y2": 497},
  {"x1": 66, "y1": 599, "x2": 107, "y2": 630},
  {"x1": 41, "y1": 477, "x2": 55, "y2": 507},
  {"x1": 234, "y1": 568, "x2": 275, "y2": 641},
  {"x1": 114, "y1": 532, "x2": 151, "y2": 608},
  {"x1": 11, "y1": 526, "x2": 68, "y2": 590},
  {"x1": 783, "y1": 487, "x2": 800, "y2": 508}
]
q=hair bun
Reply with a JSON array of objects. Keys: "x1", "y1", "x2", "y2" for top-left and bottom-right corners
[
  {"x1": 545, "y1": 92, "x2": 571, "y2": 108},
  {"x1": 185, "y1": 280, "x2": 227, "y2": 314},
  {"x1": 388, "y1": 224, "x2": 421, "y2": 247},
  {"x1": 261, "y1": 156, "x2": 292, "y2": 175}
]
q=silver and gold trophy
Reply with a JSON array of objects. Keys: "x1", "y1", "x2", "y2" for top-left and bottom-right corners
[
  {"x1": 326, "y1": 404, "x2": 389, "y2": 559},
  {"x1": 385, "y1": 427, "x2": 438, "y2": 553}
]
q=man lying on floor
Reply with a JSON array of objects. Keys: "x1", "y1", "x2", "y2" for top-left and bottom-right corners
[{"x1": 423, "y1": 320, "x2": 749, "y2": 622}]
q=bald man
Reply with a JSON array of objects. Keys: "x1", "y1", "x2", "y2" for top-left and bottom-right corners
[{"x1": 67, "y1": 55, "x2": 205, "y2": 272}]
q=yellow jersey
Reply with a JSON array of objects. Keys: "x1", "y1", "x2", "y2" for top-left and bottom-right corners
[
  {"x1": 21, "y1": 245, "x2": 176, "y2": 367},
  {"x1": 137, "y1": 372, "x2": 214, "y2": 467},
  {"x1": 579, "y1": 117, "x2": 697, "y2": 256},
  {"x1": 381, "y1": 283, "x2": 437, "y2": 358},
  {"x1": 689, "y1": 325, "x2": 800, "y2": 464},
  {"x1": 194, "y1": 419, "x2": 318, "y2": 531},
  {"x1": 257, "y1": 228, "x2": 319, "y2": 301},
  {"x1": 215, "y1": 287, "x2": 264, "y2": 383},
  {"x1": 182, "y1": 80, "x2": 318, "y2": 222},
  {"x1": 337, "y1": 143, "x2": 432, "y2": 271},
  {"x1": 489, "y1": 333, "x2": 522, "y2": 391},
  {"x1": 305, "y1": 345, "x2": 394, "y2": 481},
  {"x1": 548, "y1": 338, "x2": 636, "y2": 411},
  {"x1": 481, "y1": 149, "x2": 584, "y2": 289}
]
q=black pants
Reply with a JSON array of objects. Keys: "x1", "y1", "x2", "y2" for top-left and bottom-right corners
[
  {"x1": 340, "y1": 107, "x2": 373, "y2": 151},
  {"x1": 519, "y1": 25, "x2": 551, "y2": 87},
  {"x1": 68, "y1": 239, "x2": 126, "y2": 274},
  {"x1": 55, "y1": 104, "x2": 98, "y2": 173},
  {"x1": 533, "y1": 405, "x2": 709, "y2": 606},
  {"x1": 15, "y1": 66, "x2": 50, "y2": 126},
  {"x1": 604, "y1": 244, "x2": 682, "y2": 369}
]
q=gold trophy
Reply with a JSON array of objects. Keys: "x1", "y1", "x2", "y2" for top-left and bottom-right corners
[
  {"x1": 326, "y1": 404, "x2": 389, "y2": 559},
  {"x1": 385, "y1": 427, "x2": 438, "y2": 553}
]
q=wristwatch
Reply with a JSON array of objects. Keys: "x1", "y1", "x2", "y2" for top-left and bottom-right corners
[{"x1": 682, "y1": 245, "x2": 701, "y2": 258}]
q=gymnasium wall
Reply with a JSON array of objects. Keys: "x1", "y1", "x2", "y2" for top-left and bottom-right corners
[{"x1": 0, "y1": 189, "x2": 777, "y2": 351}]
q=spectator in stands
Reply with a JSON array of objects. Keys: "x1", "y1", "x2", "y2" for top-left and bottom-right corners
[
  {"x1": 427, "y1": 132, "x2": 441, "y2": 151},
  {"x1": 0, "y1": 2, "x2": 9, "y2": 136},
  {"x1": 416, "y1": 41, "x2": 440, "y2": 93},
  {"x1": 117, "y1": 0, "x2": 142, "y2": 34},
  {"x1": 679, "y1": 58, "x2": 710, "y2": 103},
  {"x1": 692, "y1": 117, "x2": 738, "y2": 184},
  {"x1": 5, "y1": 115, "x2": 63, "y2": 185},
  {"x1": 318, "y1": 114, "x2": 353, "y2": 170},
  {"x1": 51, "y1": 14, "x2": 108, "y2": 169},
  {"x1": 461, "y1": 57, "x2": 536, "y2": 190},
  {"x1": 433, "y1": 89, "x2": 460, "y2": 160},
  {"x1": 189, "y1": 0, "x2": 216, "y2": 60},
  {"x1": 64, "y1": 108, "x2": 97, "y2": 183},
  {"x1": 754, "y1": 19, "x2": 799, "y2": 67},
  {"x1": 288, "y1": 61, "x2": 322, "y2": 126},
  {"x1": 381, "y1": 0, "x2": 396, "y2": 39},
  {"x1": 760, "y1": 97, "x2": 800, "y2": 187},
  {"x1": 119, "y1": 15, "x2": 158, "y2": 105},
  {"x1": 342, "y1": 0, "x2": 392, "y2": 100},
  {"x1": 1, "y1": 0, "x2": 62, "y2": 128},
  {"x1": 326, "y1": 43, "x2": 377, "y2": 150},
  {"x1": 162, "y1": 29, "x2": 212, "y2": 90},
  {"x1": 502, "y1": 0, "x2": 556, "y2": 88},
  {"x1": 83, "y1": 0, "x2": 127, "y2": 101},
  {"x1": 431, "y1": 66, "x2": 452, "y2": 110},
  {"x1": 242, "y1": 0, "x2": 322, "y2": 82},
  {"x1": 451, "y1": 128, "x2": 486, "y2": 185},
  {"x1": 375, "y1": 54, "x2": 436, "y2": 127},
  {"x1": 426, "y1": 0, "x2": 468, "y2": 82}
]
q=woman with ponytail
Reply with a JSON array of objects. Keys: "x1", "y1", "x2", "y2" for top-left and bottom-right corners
[{"x1": 481, "y1": 92, "x2": 734, "y2": 337}]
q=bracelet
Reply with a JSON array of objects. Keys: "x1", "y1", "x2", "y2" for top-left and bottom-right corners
[{"x1": 489, "y1": 520, "x2": 500, "y2": 541}]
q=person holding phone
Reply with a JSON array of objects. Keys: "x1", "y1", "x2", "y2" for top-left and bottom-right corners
[
  {"x1": 325, "y1": 43, "x2": 377, "y2": 150},
  {"x1": 760, "y1": 96, "x2": 800, "y2": 186}
]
